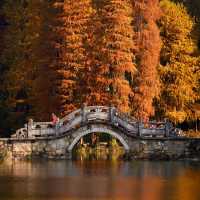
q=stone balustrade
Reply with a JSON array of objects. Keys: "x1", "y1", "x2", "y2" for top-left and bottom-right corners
[{"x1": 12, "y1": 106, "x2": 176, "y2": 140}]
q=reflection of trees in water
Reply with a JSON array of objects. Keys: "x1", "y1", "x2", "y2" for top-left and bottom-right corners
[
  {"x1": 72, "y1": 161, "x2": 200, "y2": 200},
  {"x1": 0, "y1": 161, "x2": 200, "y2": 200},
  {"x1": 120, "y1": 161, "x2": 199, "y2": 178},
  {"x1": 73, "y1": 159, "x2": 124, "y2": 176},
  {"x1": 72, "y1": 132, "x2": 125, "y2": 160},
  {"x1": 172, "y1": 168, "x2": 200, "y2": 200}
]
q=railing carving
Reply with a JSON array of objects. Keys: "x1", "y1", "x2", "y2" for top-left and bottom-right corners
[{"x1": 12, "y1": 106, "x2": 179, "y2": 139}]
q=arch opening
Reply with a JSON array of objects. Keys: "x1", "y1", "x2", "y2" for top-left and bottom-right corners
[{"x1": 68, "y1": 128, "x2": 130, "y2": 160}]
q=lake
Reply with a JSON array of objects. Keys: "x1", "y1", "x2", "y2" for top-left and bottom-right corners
[{"x1": 0, "y1": 160, "x2": 199, "y2": 200}]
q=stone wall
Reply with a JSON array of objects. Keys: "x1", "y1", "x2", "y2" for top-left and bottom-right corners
[
  {"x1": 127, "y1": 138, "x2": 200, "y2": 160},
  {"x1": 0, "y1": 140, "x2": 8, "y2": 161},
  {"x1": 1, "y1": 137, "x2": 199, "y2": 161},
  {"x1": 9, "y1": 138, "x2": 70, "y2": 160}
]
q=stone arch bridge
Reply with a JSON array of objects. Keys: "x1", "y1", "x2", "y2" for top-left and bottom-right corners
[{"x1": 2, "y1": 106, "x2": 199, "y2": 160}]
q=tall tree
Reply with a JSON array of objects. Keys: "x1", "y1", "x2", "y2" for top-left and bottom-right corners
[
  {"x1": 81, "y1": 2, "x2": 111, "y2": 107},
  {"x1": 84, "y1": 0, "x2": 136, "y2": 113},
  {"x1": 156, "y1": 0, "x2": 199, "y2": 123},
  {"x1": 48, "y1": 0, "x2": 93, "y2": 117},
  {"x1": 30, "y1": 1, "x2": 56, "y2": 121},
  {"x1": 132, "y1": 0, "x2": 161, "y2": 121},
  {"x1": 1, "y1": 0, "x2": 44, "y2": 128}
]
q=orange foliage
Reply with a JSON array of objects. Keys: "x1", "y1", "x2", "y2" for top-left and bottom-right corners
[
  {"x1": 83, "y1": 0, "x2": 136, "y2": 113},
  {"x1": 48, "y1": 1, "x2": 93, "y2": 117},
  {"x1": 132, "y1": 0, "x2": 161, "y2": 121}
]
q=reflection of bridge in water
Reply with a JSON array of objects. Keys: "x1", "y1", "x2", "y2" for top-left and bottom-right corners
[{"x1": 12, "y1": 106, "x2": 177, "y2": 151}]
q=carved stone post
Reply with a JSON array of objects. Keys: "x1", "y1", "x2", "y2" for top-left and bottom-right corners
[
  {"x1": 138, "y1": 121, "x2": 141, "y2": 137},
  {"x1": 81, "y1": 103, "x2": 87, "y2": 124},
  {"x1": 109, "y1": 106, "x2": 115, "y2": 124},
  {"x1": 165, "y1": 119, "x2": 170, "y2": 137},
  {"x1": 27, "y1": 118, "x2": 33, "y2": 138}
]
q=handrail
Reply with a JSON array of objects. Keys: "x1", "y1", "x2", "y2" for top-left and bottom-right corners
[
  {"x1": 60, "y1": 109, "x2": 81, "y2": 124},
  {"x1": 12, "y1": 106, "x2": 176, "y2": 139}
]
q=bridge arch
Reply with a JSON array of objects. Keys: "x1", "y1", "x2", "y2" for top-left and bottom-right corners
[{"x1": 68, "y1": 126, "x2": 130, "y2": 152}]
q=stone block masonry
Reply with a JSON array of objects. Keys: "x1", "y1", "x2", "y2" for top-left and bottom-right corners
[{"x1": 0, "y1": 136, "x2": 199, "y2": 161}]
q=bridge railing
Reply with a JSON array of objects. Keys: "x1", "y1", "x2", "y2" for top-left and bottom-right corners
[
  {"x1": 113, "y1": 115, "x2": 138, "y2": 135},
  {"x1": 59, "y1": 109, "x2": 81, "y2": 125},
  {"x1": 86, "y1": 108, "x2": 109, "y2": 121},
  {"x1": 12, "y1": 106, "x2": 177, "y2": 139},
  {"x1": 29, "y1": 122, "x2": 55, "y2": 138},
  {"x1": 58, "y1": 106, "x2": 168, "y2": 138},
  {"x1": 12, "y1": 121, "x2": 56, "y2": 139},
  {"x1": 57, "y1": 106, "x2": 110, "y2": 135}
]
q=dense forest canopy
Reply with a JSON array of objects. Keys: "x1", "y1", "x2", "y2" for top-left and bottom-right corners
[{"x1": 0, "y1": 0, "x2": 199, "y2": 136}]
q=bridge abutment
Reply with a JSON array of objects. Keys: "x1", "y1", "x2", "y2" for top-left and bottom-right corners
[{"x1": 1, "y1": 137, "x2": 199, "y2": 161}]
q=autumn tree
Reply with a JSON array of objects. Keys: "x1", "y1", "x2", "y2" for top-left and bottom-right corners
[
  {"x1": 29, "y1": 1, "x2": 56, "y2": 121},
  {"x1": 131, "y1": 0, "x2": 161, "y2": 121},
  {"x1": 47, "y1": 0, "x2": 93, "y2": 117},
  {"x1": 80, "y1": 2, "x2": 111, "y2": 107},
  {"x1": 0, "y1": 0, "x2": 45, "y2": 128},
  {"x1": 156, "y1": 0, "x2": 199, "y2": 123},
  {"x1": 84, "y1": 0, "x2": 136, "y2": 113},
  {"x1": 174, "y1": 0, "x2": 200, "y2": 18}
]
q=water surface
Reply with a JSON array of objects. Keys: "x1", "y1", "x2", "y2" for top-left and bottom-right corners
[{"x1": 0, "y1": 160, "x2": 200, "y2": 200}]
